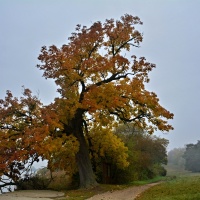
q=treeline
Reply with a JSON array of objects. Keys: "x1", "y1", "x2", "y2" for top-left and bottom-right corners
[{"x1": 167, "y1": 140, "x2": 200, "y2": 173}]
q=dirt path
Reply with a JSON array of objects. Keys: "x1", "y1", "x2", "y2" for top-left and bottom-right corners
[{"x1": 86, "y1": 182, "x2": 160, "y2": 200}]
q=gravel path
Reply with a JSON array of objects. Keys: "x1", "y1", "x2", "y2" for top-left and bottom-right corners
[{"x1": 86, "y1": 182, "x2": 160, "y2": 200}]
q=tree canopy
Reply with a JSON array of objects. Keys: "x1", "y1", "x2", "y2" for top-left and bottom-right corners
[{"x1": 0, "y1": 14, "x2": 174, "y2": 188}]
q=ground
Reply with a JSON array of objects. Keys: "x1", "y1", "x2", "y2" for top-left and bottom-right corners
[
  {"x1": 0, "y1": 183, "x2": 159, "y2": 200},
  {"x1": 86, "y1": 182, "x2": 160, "y2": 200}
]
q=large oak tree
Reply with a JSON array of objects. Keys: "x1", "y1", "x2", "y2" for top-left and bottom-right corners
[
  {"x1": 37, "y1": 14, "x2": 173, "y2": 187},
  {"x1": 0, "y1": 14, "x2": 173, "y2": 188}
]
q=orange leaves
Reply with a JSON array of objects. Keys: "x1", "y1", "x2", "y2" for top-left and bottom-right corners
[
  {"x1": 37, "y1": 14, "x2": 144, "y2": 97},
  {"x1": 36, "y1": 11, "x2": 174, "y2": 134},
  {"x1": 104, "y1": 14, "x2": 143, "y2": 53},
  {"x1": 0, "y1": 86, "x2": 80, "y2": 179},
  {"x1": 0, "y1": 88, "x2": 47, "y2": 179},
  {"x1": 131, "y1": 56, "x2": 156, "y2": 83}
]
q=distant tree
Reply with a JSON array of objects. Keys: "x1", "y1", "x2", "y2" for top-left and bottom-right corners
[
  {"x1": 183, "y1": 141, "x2": 200, "y2": 172},
  {"x1": 0, "y1": 14, "x2": 174, "y2": 188},
  {"x1": 167, "y1": 148, "x2": 185, "y2": 169}
]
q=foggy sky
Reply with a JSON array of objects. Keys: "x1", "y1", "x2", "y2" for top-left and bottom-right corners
[{"x1": 1, "y1": 0, "x2": 200, "y2": 151}]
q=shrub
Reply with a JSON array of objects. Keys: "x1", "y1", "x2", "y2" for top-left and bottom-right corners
[{"x1": 16, "y1": 175, "x2": 50, "y2": 190}]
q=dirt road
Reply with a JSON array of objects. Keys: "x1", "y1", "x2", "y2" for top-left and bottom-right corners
[{"x1": 87, "y1": 182, "x2": 160, "y2": 200}]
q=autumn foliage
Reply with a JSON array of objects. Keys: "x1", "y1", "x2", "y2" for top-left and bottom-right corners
[{"x1": 0, "y1": 14, "x2": 173, "y2": 188}]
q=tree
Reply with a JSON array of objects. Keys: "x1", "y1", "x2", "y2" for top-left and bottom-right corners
[
  {"x1": 0, "y1": 88, "x2": 79, "y2": 190},
  {"x1": 183, "y1": 141, "x2": 200, "y2": 172},
  {"x1": 1, "y1": 14, "x2": 174, "y2": 188},
  {"x1": 167, "y1": 148, "x2": 185, "y2": 169},
  {"x1": 0, "y1": 88, "x2": 44, "y2": 190}
]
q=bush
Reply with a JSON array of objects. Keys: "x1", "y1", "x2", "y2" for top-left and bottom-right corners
[
  {"x1": 152, "y1": 164, "x2": 167, "y2": 177},
  {"x1": 16, "y1": 175, "x2": 50, "y2": 190},
  {"x1": 17, "y1": 168, "x2": 74, "y2": 191},
  {"x1": 112, "y1": 123, "x2": 168, "y2": 184}
]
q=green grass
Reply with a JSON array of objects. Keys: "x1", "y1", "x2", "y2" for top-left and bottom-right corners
[
  {"x1": 164, "y1": 164, "x2": 195, "y2": 177},
  {"x1": 129, "y1": 176, "x2": 166, "y2": 186},
  {"x1": 135, "y1": 176, "x2": 200, "y2": 200},
  {"x1": 135, "y1": 165, "x2": 200, "y2": 200}
]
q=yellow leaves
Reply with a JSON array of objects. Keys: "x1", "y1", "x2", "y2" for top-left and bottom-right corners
[
  {"x1": 89, "y1": 125, "x2": 129, "y2": 169},
  {"x1": 42, "y1": 135, "x2": 79, "y2": 174}
]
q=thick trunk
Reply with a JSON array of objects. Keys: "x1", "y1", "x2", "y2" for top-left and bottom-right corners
[
  {"x1": 72, "y1": 109, "x2": 98, "y2": 188},
  {"x1": 75, "y1": 130, "x2": 98, "y2": 188}
]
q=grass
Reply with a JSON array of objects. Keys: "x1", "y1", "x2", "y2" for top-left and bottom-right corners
[
  {"x1": 129, "y1": 176, "x2": 167, "y2": 186},
  {"x1": 164, "y1": 164, "x2": 194, "y2": 177},
  {"x1": 135, "y1": 176, "x2": 200, "y2": 200},
  {"x1": 135, "y1": 165, "x2": 200, "y2": 200}
]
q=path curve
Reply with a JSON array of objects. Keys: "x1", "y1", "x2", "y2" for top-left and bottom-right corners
[{"x1": 86, "y1": 182, "x2": 160, "y2": 200}]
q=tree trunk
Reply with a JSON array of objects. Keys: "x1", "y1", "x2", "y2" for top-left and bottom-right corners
[{"x1": 72, "y1": 109, "x2": 98, "y2": 188}]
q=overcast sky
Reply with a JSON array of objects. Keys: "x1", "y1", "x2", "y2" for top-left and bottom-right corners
[{"x1": 1, "y1": 0, "x2": 200, "y2": 152}]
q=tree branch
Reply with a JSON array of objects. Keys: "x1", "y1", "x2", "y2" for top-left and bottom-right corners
[
  {"x1": 114, "y1": 37, "x2": 135, "y2": 56},
  {"x1": 88, "y1": 42, "x2": 99, "y2": 58},
  {"x1": 108, "y1": 109, "x2": 147, "y2": 123}
]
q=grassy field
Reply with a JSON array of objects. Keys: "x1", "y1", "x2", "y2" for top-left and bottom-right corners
[
  {"x1": 135, "y1": 175, "x2": 200, "y2": 200},
  {"x1": 135, "y1": 165, "x2": 200, "y2": 200}
]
